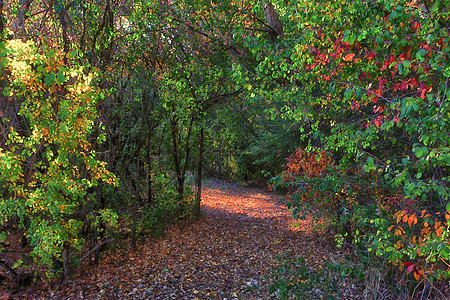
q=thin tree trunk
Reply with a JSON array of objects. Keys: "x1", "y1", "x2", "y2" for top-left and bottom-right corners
[
  {"x1": 54, "y1": 0, "x2": 70, "y2": 63},
  {"x1": 170, "y1": 115, "x2": 184, "y2": 199},
  {"x1": 147, "y1": 149, "x2": 153, "y2": 206},
  {"x1": 195, "y1": 127, "x2": 204, "y2": 218},
  {"x1": 0, "y1": 0, "x2": 4, "y2": 40}
]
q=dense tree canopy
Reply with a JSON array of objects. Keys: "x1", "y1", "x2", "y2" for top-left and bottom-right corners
[{"x1": 0, "y1": 0, "x2": 449, "y2": 297}]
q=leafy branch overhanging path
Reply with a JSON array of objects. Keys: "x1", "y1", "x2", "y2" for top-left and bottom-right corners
[{"x1": 26, "y1": 180, "x2": 334, "y2": 299}]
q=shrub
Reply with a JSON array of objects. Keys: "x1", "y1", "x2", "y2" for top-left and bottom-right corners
[{"x1": 0, "y1": 39, "x2": 116, "y2": 280}]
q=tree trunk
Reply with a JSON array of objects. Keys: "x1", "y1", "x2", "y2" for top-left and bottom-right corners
[
  {"x1": 195, "y1": 127, "x2": 204, "y2": 218},
  {"x1": 147, "y1": 149, "x2": 153, "y2": 206},
  {"x1": 170, "y1": 115, "x2": 184, "y2": 200},
  {"x1": 261, "y1": 0, "x2": 284, "y2": 44},
  {"x1": 0, "y1": 0, "x2": 4, "y2": 40}
]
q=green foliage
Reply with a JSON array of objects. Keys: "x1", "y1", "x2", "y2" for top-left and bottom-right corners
[
  {"x1": 0, "y1": 39, "x2": 116, "y2": 279},
  {"x1": 1, "y1": 0, "x2": 447, "y2": 292},
  {"x1": 269, "y1": 254, "x2": 345, "y2": 299},
  {"x1": 237, "y1": 0, "x2": 449, "y2": 292},
  {"x1": 204, "y1": 99, "x2": 302, "y2": 181}
]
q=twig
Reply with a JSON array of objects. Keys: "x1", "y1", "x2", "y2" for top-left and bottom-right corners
[
  {"x1": 337, "y1": 81, "x2": 395, "y2": 104},
  {"x1": 77, "y1": 238, "x2": 113, "y2": 263},
  {"x1": 0, "y1": 253, "x2": 18, "y2": 277}
]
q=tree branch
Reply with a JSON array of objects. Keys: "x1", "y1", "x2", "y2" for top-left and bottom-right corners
[{"x1": 77, "y1": 238, "x2": 113, "y2": 263}]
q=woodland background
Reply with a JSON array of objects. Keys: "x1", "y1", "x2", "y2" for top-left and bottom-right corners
[{"x1": 0, "y1": 0, "x2": 449, "y2": 298}]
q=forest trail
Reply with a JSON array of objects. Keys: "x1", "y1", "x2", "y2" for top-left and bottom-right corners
[{"x1": 21, "y1": 179, "x2": 338, "y2": 299}]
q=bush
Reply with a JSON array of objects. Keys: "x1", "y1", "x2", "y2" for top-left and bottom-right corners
[{"x1": 0, "y1": 39, "x2": 116, "y2": 280}]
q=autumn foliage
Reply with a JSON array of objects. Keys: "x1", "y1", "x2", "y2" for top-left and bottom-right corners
[
  {"x1": 0, "y1": 0, "x2": 449, "y2": 296},
  {"x1": 260, "y1": 0, "x2": 450, "y2": 293},
  {"x1": 0, "y1": 39, "x2": 117, "y2": 279}
]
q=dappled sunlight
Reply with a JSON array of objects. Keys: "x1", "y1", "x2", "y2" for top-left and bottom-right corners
[
  {"x1": 26, "y1": 180, "x2": 334, "y2": 299},
  {"x1": 201, "y1": 184, "x2": 314, "y2": 233}
]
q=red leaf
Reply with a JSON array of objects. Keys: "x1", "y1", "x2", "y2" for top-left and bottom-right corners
[
  {"x1": 393, "y1": 83, "x2": 400, "y2": 91},
  {"x1": 404, "y1": 262, "x2": 415, "y2": 274},
  {"x1": 400, "y1": 81, "x2": 407, "y2": 91},
  {"x1": 366, "y1": 51, "x2": 376, "y2": 63},
  {"x1": 358, "y1": 72, "x2": 365, "y2": 81}
]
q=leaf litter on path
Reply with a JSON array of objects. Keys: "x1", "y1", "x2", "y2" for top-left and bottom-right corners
[{"x1": 10, "y1": 179, "x2": 343, "y2": 299}]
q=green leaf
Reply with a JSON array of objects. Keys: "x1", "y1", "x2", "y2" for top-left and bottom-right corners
[
  {"x1": 415, "y1": 49, "x2": 427, "y2": 62},
  {"x1": 45, "y1": 72, "x2": 56, "y2": 86},
  {"x1": 344, "y1": 88, "x2": 353, "y2": 100},
  {"x1": 446, "y1": 202, "x2": 450, "y2": 212},
  {"x1": 12, "y1": 259, "x2": 23, "y2": 269},
  {"x1": 389, "y1": 10, "x2": 398, "y2": 21},
  {"x1": 56, "y1": 71, "x2": 65, "y2": 84}
]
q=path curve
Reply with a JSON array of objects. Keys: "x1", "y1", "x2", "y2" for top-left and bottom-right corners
[{"x1": 21, "y1": 179, "x2": 322, "y2": 299}]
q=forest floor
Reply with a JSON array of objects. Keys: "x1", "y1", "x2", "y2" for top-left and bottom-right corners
[{"x1": 6, "y1": 179, "x2": 363, "y2": 299}]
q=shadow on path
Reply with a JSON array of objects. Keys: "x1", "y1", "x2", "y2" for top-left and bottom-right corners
[{"x1": 25, "y1": 179, "x2": 327, "y2": 300}]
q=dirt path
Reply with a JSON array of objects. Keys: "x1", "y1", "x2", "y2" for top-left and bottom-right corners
[{"x1": 17, "y1": 180, "x2": 332, "y2": 299}]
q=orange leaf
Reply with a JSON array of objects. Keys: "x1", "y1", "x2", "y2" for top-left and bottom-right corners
[
  {"x1": 387, "y1": 225, "x2": 395, "y2": 231},
  {"x1": 393, "y1": 210, "x2": 405, "y2": 218},
  {"x1": 421, "y1": 227, "x2": 430, "y2": 236},
  {"x1": 343, "y1": 53, "x2": 355, "y2": 62},
  {"x1": 394, "y1": 210, "x2": 406, "y2": 223},
  {"x1": 408, "y1": 214, "x2": 417, "y2": 227},
  {"x1": 403, "y1": 214, "x2": 409, "y2": 223},
  {"x1": 413, "y1": 268, "x2": 424, "y2": 281},
  {"x1": 435, "y1": 221, "x2": 442, "y2": 229},
  {"x1": 420, "y1": 210, "x2": 427, "y2": 217}
]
